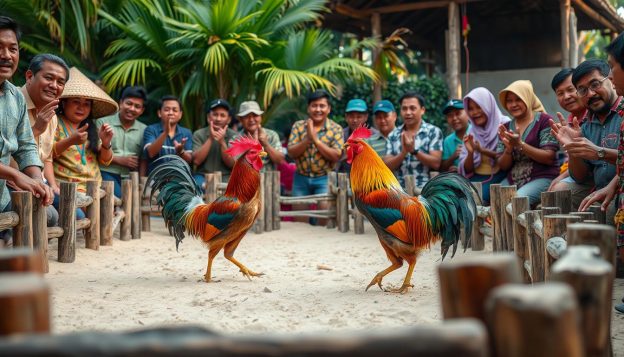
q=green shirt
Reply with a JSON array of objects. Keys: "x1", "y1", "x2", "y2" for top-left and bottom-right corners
[
  {"x1": 96, "y1": 114, "x2": 146, "y2": 177},
  {"x1": 192, "y1": 126, "x2": 237, "y2": 181},
  {"x1": 237, "y1": 128, "x2": 282, "y2": 171}
]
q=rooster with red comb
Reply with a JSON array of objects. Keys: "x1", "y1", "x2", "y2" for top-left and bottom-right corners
[
  {"x1": 145, "y1": 136, "x2": 267, "y2": 282},
  {"x1": 346, "y1": 126, "x2": 479, "y2": 293}
]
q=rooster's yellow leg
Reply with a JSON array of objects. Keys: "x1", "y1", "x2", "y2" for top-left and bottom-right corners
[
  {"x1": 204, "y1": 245, "x2": 223, "y2": 282},
  {"x1": 366, "y1": 262, "x2": 403, "y2": 291},
  {"x1": 385, "y1": 261, "x2": 416, "y2": 294},
  {"x1": 224, "y1": 236, "x2": 263, "y2": 280}
]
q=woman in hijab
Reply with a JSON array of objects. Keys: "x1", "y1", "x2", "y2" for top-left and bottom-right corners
[
  {"x1": 458, "y1": 87, "x2": 510, "y2": 203},
  {"x1": 497, "y1": 80, "x2": 560, "y2": 205}
]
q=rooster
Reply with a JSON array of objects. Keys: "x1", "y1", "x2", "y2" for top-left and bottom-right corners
[
  {"x1": 345, "y1": 127, "x2": 478, "y2": 293},
  {"x1": 145, "y1": 137, "x2": 266, "y2": 282}
]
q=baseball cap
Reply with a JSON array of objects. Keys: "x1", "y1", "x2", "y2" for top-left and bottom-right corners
[
  {"x1": 373, "y1": 100, "x2": 395, "y2": 113},
  {"x1": 345, "y1": 99, "x2": 367, "y2": 113},
  {"x1": 442, "y1": 99, "x2": 464, "y2": 114},
  {"x1": 207, "y1": 98, "x2": 232, "y2": 113},
  {"x1": 237, "y1": 101, "x2": 264, "y2": 117}
]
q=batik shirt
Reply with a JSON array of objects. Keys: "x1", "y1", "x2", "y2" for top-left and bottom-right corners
[
  {"x1": 288, "y1": 119, "x2": 343, "y2": 177},
  {"x1": 387, "y1": 121, "x2": 443, "y2": 187},
  {"x1": 607, "y1": 97, "x2": 624, "y2": 247}
]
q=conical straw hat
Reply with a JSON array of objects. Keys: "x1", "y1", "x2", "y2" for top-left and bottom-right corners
[{"x1": 60, "y1": 67, "x2": 118, "y2": 119}]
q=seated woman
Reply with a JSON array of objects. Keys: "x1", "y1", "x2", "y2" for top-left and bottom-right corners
[
  {"x1": 458, "y1": 87, "x2": 510, "y2": 204},
  {"x1": 496, "y1": 80, "x2": 560, "y2": 206},
  {"x1": 52, "y1": 68, "x2": 118, "y2": 219}
]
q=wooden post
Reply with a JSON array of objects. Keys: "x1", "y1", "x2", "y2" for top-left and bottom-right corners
[
  {"x1": 326, "y1": 172, "x2": 337, "y2": 229},
  {"x1": 205, "y1": 172, "x2": 221, "y2": 204},
  {"x1": 253, "y1": 172, "x2": 265, "y2": 234},
  {"x1": 447, "y1": 1, "x2": 461, "y2": 98},
  {"x1": 404, "y1": 175, "x2": 416, "y2": 196},
  {"x1": 85, "y1": 180, "x2": 100, "y2": 250},
  {"x1": 569, "y1": 7, "x2": 578, "y2": 67},
  {"x1": 272, "y1": 171, "x2": 281, "y2": 230},
  {"x1": 567, "y1": 223, "x2": 616, "y2": 268},
  {"x1": 512, "y1": 196, "x2": 530, "y2": 283},
  {"x1": 337, "y1": 173, "x2": 349, "y2": 233},
  {"x1": 587, "y1": 205, "x2": 607, "y2": 224},
  {"x1": 100, "y1": 181, "x2": 114, "y2": 246},
  {"x1": 371, "y1": 12, "x2": 382, "y2": 103},
  {"x1": 130, "y1": 172, "x2": 140, "y2": 239},
  {"x1": 489, "y1": 184, "x2": 502, "y2": 252},
  {"x1": 11, "y1": 191, "x2": 32, "y2": 248},
  {"x1": 263, "y1": 171, "x2": 273, "y2": 232},
  {"x1": 525, "y1": 210, "x2": 544, "y2": 283},
  {"x1": 58, "y1": 182, "x2": 77, "y2": 263},
  {"x1": 499, "y1": 186, "x2": 517, "y2": 251},
  {"x1": 560, "y1": 0, "x2": 571, "y2": 68},
  {"x1": 486, "y1": 283, "x2": 583, "y2": 357},
  {"x1": 0, "y1": 273, "x2": 50, "y2": 335},
  {"x1": 551, "y1": 246, "x2": 612, "y2": 357},
  {"x1": 140, "y1": 177, "x2": 151, "y2": 232},
  {"x1": 471, "y1": 182, "x2": 484, "y2": 251},
  {"x1": 31, "y1": 196, "x2": 47, "y2": 273},
  {"x1": 568, "y1": 211, "x2": 594, "y2": 222},
  {"x1": 439, "y1": 253, "x2": 522, "y2": 323},
  {"x1": 542, "y1": 214, "x2": 581, "y2": 280},
  {"x1": 541, "y1": 190, "x2": 571, "y2": 214},
  {"x1": 120, "y1": 179, "x2": 132, "y2": 241},
  {"x1": 0, "y1": 247, "x2": 44, "y2": 274}
]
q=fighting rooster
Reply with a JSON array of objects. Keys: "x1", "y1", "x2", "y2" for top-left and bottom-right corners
[
  {"x1": 345, "y1": 127, "x2": 478, "y2": 293},
  {"x1": 145, "y1": 137, "x2": 266, "y2": 282}
]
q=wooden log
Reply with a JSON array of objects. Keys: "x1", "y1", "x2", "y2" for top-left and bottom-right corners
[
  {"x1": 0, "y1": 321, "x2": 488, "y2": 356},
  {"x1": 58, "y1": 182, "x2": 77, "y2": 263},
  {"x1": 0, "y1": 273, "x2": 50, "y2": 335},
  {"x1": 499, "y1": 186, "x2": 517, "y2": 251},
  {"x1": 583, "y1": 219, "x2": 599, "y2": 224},
  {"x1": 353, "y1": 209, "x2": 365, "y2": 234},
  {"x1": 525, "y1": 210, "x2": 544, "y2": 283},
  {"x1": 476, "y1": 206, "x2": 490, "y2": 218},
  {"x1": 46, "y1": 227, "x2": 63, "y2": 239},
  {"x1": 587, "y1": 205, "x2": 607, "y2": 224},
  {"x1": 485, "y1": 282, "x2": 583, "y2": 357},
  {"x1": 551, "y1": 245, "x2": 612, "y2": 357},
  {"x1": 447, "y1": 1, "x2": 461, "y2": 98},
  {"x1": 471, "y1": 182, "x2": 485, "y2": 251},
  {"x1": 113, "y1": 196, "x2": 122, "y2": 207},
  {"x1": 540, "y1": 206, "x2": 561, "y2": 220},
  {"x1": 204, "y1": 172, "x2": 221, "y2": 204},
  {"x1": 560, "y1": 0, "x2": 571, "y2": 67},
  {"x1": 120, "y1": 179, "x2": 132, "y2": 241},
  {"x1": 31, "y1": 196, "x2": 48, "y2": 273},
  {"x1": 404, "y1": 175, "x2": 416, "y2": 196},
  {"x1": 74, "y1": 194, "x2": 93, "y2": 208},
  {"x1": 566, "y1": 223, "x2": 616, "y2": 269},
  {"x1": 489, "y1": 184, "x2": 502, "y2": 252},
  {"x1": 512, "y1": 196, "x2": 530, "y2": 283},
  {"x1": 130, "y1": 172, "x2": 141, "y2": 239},
  {"x1": 271, "y1": 171, "x2": 280, "y2": 230},
  {"x1": 11, "y1": 191, "x2": 32, "y2": 248},
  {"x1": 541, "y1": 190, "x2": 572, "y2": 214},
  {"x1": 75, "y1": 219, "x2": 91, "y2": 231},
  {"x1": 263, "y1": 171, "x2": 273, "y2": 232},
  {"x1": 0, "y1": 212, "x2": 18, "y2": 231},
  {"x1": 140, "y1": 177, "x2": 151, "y2": 232},
  {"x1": 100, "y1": 181, "x2": 114, "y2": 246},
  {"x1": 568, "y1": 211, "x2": 594, "y2": 222},
  {"x1": 337, "y1": 173, "x2": 349, "y2": 233},
  {"x1": 252, "y1": 172, "x2": 265, "y2": 234},
  {"x1": 278, "y1": 210, "x2": 335, "y2": 219},
  {"x1": 84, "y1": 180, "x2": 100, "y2": 250},
  {"x1": 326, "y1": 172, "x2": 337, "y2": 229},
  {"x1": 542, "y1": 214, "x2": 581, "y2": 280},
  {"x1": 0, "y1": 248, "x2": 44, "y2": 274},
  {"x1": 439, "y1": 253, "x2": 522, "y2": 323}
]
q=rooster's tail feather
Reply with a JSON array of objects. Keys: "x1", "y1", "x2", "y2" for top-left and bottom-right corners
[
  {"x1": 419, "y1": 173, "x2": 480, "y2": 259},
  {"x1": 144, "y1": 155, "x2": 204, "y2": 249}
]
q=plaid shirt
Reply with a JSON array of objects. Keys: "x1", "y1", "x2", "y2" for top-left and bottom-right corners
[
  {"x1": 0, "y1": 81, "x2": 43, "y2": 211},
  {"x1": 288, "y1": 119, "x2": 343, "y2": 177},
  {"x1": 387, "y1": 121, "x2": 443, "y2": 187}
]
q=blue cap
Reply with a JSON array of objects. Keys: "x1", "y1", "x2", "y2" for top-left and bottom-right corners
[
  {"x1": 345, "y1": 99, "x2": 368, "y2": 113},
  {"x1": 373, "y1": 100, "x2": 395, "y2": 113},
  {"x1": 442, "y1": 99, "x2": 464, "y2": 114}
]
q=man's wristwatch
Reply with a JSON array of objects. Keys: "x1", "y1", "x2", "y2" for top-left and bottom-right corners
[
  {"x1": 412, "y1": 148, "x2": 419, "y2": 156},
  {"x1": 597, "y1": 148, "x2": 606, "y2": 160}
]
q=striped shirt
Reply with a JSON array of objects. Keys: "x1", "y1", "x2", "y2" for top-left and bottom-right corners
[{"x1": 0, "y1": 80, "x2": 43, "y2": 211}]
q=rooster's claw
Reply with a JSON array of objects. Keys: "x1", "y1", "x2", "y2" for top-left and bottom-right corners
[{"x1": 365, "y1": 275, "x2": 384, "y2": 291}]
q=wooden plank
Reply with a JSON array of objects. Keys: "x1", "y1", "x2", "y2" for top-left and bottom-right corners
[
  {"x1": 0, "y1": 273, "x2": 50, "y2": 335},
  {"x1": 58, "y1": 182, "x2": 77, "y2": 263},
  {"x1": 11, "y1": 191, "x2": 32, "y2": 249},
  {"x1": 120, "y1": 179, "x2": 132, "y2": 241},
  {"x1": 130, "y1": 172, "x2": 141, "y2": 239},
  {"x1": 85, "y1": 180, "x2": 100, "y2": 250},
  {"x1": 100, "y1": 181, "x2": 114, "y2": 246}
]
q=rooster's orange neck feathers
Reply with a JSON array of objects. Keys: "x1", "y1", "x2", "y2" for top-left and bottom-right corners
[{"x1": 350, "y1": 141, "x2": 402, "y2": 194}]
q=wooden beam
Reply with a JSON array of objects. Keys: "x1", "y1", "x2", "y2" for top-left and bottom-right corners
[
  {"x1": 361, "y1": 0, "x2": 485, "y2": 16},
  {"x1": 570, "y1": 8, "x2": 579, "y2": 67},
  {"x1": 371, "y1": 12, "x2": 382, "y2": 102},
  {"x1": 447, "y1": 1, "x2": 461, "y2": 98},
  {"x1": 561, "y1": 0, "x2": 571, "y2": 67},
  {"x1": 571, "y1": 0, "x2": 617, "y2": 32},
  {"x1": 333, "y1": 4, "x2": 368, "y2": 20}
]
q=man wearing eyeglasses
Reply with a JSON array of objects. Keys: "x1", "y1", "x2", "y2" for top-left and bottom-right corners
[{"x1": 550, "y1": 59, "x2": 622, "y2": 216}]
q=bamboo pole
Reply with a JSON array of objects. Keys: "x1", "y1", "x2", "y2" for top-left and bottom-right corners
[
  {"x1": 120, "y1": 179, "x2": 132, "y2": 241},
  {"x1": 130, "y1": 172, "x2": 141, "y2": 239},
  {"x1": 11, "y1": 191, "x2": 32, "y2": 248},
  {"x1": 100, "y1": 181, "x2": 114, "y2": 246},
  {"x1": 140, "y1": 176, "x2": 151, "y2": 232},
  {"x1": 0, "y1": 273, "x2": 50, "y2": 335},
  {"x1": 271, "y1": 171, "x2": 281, "y2": 230},
  {"x1": 85, "y1": 180, "x2": 100, "y2": 250},
  {"x1": 31, "y1": 196, "x2": 47, "y2": 273},
  {"x1": 58, "y1": 182, "x2": 77, "y2": 263},
  {"x1": 542, "y1": 214, "x2": 581, "y2": 280}
]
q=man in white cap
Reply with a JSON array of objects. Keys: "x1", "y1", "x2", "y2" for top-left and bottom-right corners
[{"x1": 236, "y1": 101, "x2": 284, "y2": 171}]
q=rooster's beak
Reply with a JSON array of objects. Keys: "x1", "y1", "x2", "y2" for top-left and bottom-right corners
[{"x1": 259, "y1": 151, "x2": 267, "y2": 158}]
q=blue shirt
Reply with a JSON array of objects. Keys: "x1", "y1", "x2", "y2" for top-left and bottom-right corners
[
  {"x1": 442, "y1": 125, "x2": 470, "y2": 166},
  {"x1": 143, "y1": 122, "x2": 193, "y2": 174},
  {"x1": 0, "y1": 81, "x2": 43, "y2": 211}
]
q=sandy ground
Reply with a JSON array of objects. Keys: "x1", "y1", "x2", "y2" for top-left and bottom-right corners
[{"x1": 46, "y1": 218, "x2": 623, "y2": 354}]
